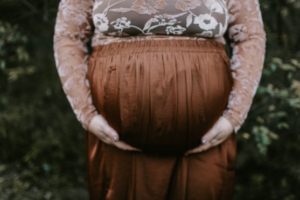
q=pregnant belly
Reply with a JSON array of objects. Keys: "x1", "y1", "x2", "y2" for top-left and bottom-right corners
[{"x1": 88, "y1": 49, "x2": 233, "y2": 155}]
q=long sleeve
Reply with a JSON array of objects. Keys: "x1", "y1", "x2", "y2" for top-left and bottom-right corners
[
  {"x1": 53, "y1": 0, "x2": 98, "y2": 130},
  {"x1": 222, "y1": 0, "x2": 267, "y2": 133}
]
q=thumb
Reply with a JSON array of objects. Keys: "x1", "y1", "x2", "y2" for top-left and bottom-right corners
[
  {"x1": 98, "y1": 115, "x2": 119, "y2": 142},
  {"x1": 201, "y1": 118, "x2": 222, "y2": 144},
  {"x1": 103, "y1": 124, "x2": 119, "y2": 142}
]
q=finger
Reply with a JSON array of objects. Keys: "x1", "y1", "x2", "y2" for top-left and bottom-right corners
[
  {"x1": 98, "y1": 115, "x2": 119, "y2": 142},
  {"x1": 201, "y1": 117, "x2": 224, "y2": 144},
  {"x1": 185, "y1": 143, "x2": 211, "y2": 156},
  {"x1": 114, "y1": 142, "x2": 141, "y2": 151},
  {"x1": 100, "y1": 137, "x2": 113, "y2": 145},
  {"x1": 185, "y1": 132, "x2": 226, "y2": 156},
  {"x1": 210, "y1": 134, "x2": 227, "y2": 146},
  {"x1": 186, "y1": 127, "x2": 232, "y2": 156},
  {"x1": 101, "y1": 124, "x2": 119, "y2": 142},
  {"x1": 116, "y1": 142, "x2": 142, "y2": 151},
  {"x1": 210, "y1": 129, "x2": 233, "y2": 145},
  {"x1": 97, "y1": 130, "x2": 114, "y2": 144},
  {"x1": 114, "y1": 141, "x2": 142, "y2": 152},
  {"x1": 202, "y1": 129, "x2": 221, "y2": 145},
  {"x1": 210, "y1": 138, "x2": 224, "y2": 148}
]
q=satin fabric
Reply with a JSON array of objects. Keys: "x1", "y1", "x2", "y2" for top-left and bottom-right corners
[{"x1": 85, "y1": 40, "x2": 237, "y2": 200}]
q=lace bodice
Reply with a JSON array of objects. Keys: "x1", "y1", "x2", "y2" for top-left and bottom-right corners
[
  {"x1": 91, "y1": 0, "x2": 229, "y2": 45},
  {"x1": 53, "y1": 0, "x2": 266, "y2": 133}
]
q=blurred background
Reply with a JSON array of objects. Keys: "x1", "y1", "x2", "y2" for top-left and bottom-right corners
[{"x1": 0, "y1": 0, "x2": 300, "y2": 199}]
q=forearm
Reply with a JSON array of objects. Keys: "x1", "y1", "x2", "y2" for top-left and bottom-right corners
[
  {"x1": 222, "y1": 0, "x2": 267, "y2": 133},
  {"x1": 53, "y1": 0, "x2": 98, "y2": 130}
]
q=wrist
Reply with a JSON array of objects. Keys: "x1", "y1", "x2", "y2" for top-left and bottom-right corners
[
  {"x1": 85, "y1": 112, "x2": 99, "y2": 132},
  {"x1": 221, "y1": 114, "x2": 241, "y2": 134}
]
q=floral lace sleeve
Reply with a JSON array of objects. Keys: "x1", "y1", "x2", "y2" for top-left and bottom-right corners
[
  {"x1": 222, "y1": 0, "x2": 267, "y2": 133},
  {"x1": 53, "y1": 0, "x2": 98, "y2": 130}
]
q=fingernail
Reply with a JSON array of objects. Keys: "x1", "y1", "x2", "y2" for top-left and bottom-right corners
[
  {"x1": 114, "y1": 135, "x2": 118, "y2": 142},
  {"x1": 202, "y1": 138, "x2": 206, "y2": 144}
]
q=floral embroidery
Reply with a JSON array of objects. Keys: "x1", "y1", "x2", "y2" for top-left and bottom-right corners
[
  {"x1": 227, "y1": 0, "x2": 241, "y2": 23},
  {"x1": 109, "y1": 12, "x2": 187, "y2": 35},
  {"x1": 132, "y1": 0, "x2": 167, "y2": 14},
  {"x1": 93, "y1": 14, "x2": 109, "y2": 31},
  {"x1": 111, "y1": 0, "x2": 168, "y2": 15},
  {"x1": 203, "y1": 0, "x2": 224, "y2": 14},
  {"x1": 166, "y1": 25, "x2": 186, "y2": 34},
  {"x1": 143, "y1": 13, "x2": 187, "y2": 33},
  {"x1": 93, "y1": 1, "x2": 103, "y2": 11},
  {"x1": 92, "y1": 0, "x2": 126, "y2": 32},
  {"x1": 110, "y1": 17, "x2": 144, "y2": 35},
  {"x1": 230, "y1": 54, "x2": 243, "y2": 70},
  {"x1": 195, "y1": 30, "x2": 213, "y2": 37},
  {"x1": 111, "y1": 17, "x2": 131, "y2": 29},
  {"x1": 175, "y1": 0, "x2": 201, "y2": 11},
  {"x1": 99, "y1": 0, "x2": 228, "y2": 37},
  {"x1": 194, "y1": 14, "x2": 218, "y2": 31},
  {"x1": 229, "y1": 24, "x2": 247, "y2": 42}
]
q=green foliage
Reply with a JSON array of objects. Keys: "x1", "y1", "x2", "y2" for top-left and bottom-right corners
[
  {"x1": 234, "y1": 55, "x2": 300, "y2": 199},
  {"x1": 246, "y1": 57, "x2": 300, "y2": 155},
  {"x1": 0, "y1": 0, "x2": 300, "y2": 199},
  {"x1": 0, "y1": 20, "x2": 36, "y2": 82}
]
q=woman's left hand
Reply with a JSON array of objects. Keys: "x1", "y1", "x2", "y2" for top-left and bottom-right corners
[{"x1": 184, "y1": 116, "x2": 234, "y2": 156}]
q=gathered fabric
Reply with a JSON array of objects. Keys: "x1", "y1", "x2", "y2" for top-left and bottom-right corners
[
  {"x1": 87, "y1": 40, "x2": 233, "y2": 156},
  {"x1": 84, "y1": 40, "x2": 237, "y2": 200}
]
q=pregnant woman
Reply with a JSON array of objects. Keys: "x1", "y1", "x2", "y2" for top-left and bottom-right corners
[{"x1": 54, "y1": 0, "x2": 266, "y2": 199}]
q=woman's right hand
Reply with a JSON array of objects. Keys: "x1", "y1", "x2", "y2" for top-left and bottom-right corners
[{"x1": 87, "y1": 115, "x2": 142, "y2": 152}]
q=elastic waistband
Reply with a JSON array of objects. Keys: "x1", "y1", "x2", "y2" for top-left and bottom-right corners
[{"x1": 91, "y1": 40, "x2": 226, "y2": 57}]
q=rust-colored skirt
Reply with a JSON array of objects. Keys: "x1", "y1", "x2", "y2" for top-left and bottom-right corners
[{"x1": 85, "y1": 40, "x2": 237, "y2": 200}]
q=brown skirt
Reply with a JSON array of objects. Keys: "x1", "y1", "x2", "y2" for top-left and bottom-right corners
[{"x1": 85, "y1": 40, "x2": 237, "y2": 200}]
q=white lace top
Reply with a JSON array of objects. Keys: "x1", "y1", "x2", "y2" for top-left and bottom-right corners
[{"x1": 53, "y1": 0, "x2": 267, "y2": 134}]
